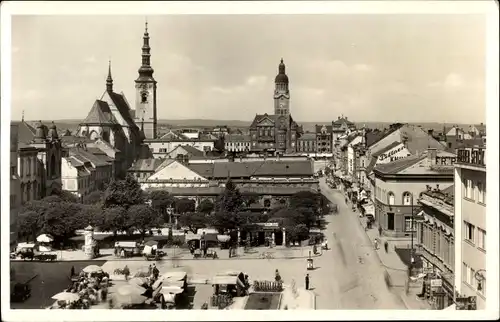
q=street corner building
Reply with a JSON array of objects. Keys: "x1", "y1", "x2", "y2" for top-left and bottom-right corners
[{"x1": 372, "y1": 148, "x2": 457, "y2": 238}]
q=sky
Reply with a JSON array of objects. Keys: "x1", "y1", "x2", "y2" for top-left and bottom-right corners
[{"x1": 11, "y1": 14, "x2": 486, "y2": 123}]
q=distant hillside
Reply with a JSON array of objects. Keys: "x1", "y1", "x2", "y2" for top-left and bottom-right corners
[{"x1": 20, "y1": 118, "x2": 481, "y2": 135}]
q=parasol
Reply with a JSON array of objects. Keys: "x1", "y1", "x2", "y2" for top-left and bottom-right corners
[
  {"x1": 129, "y1": 277, "x2": 149, "y2": 288},
  {"x1": 144, "y1": 240, "x2": 158, "y2": 246},
  {"x1": 82, "y1": 265, "x2": 103, "y2": 274},
  {"x1": 113, "y1": 285, "x2": 148, "y2": 306},
  {"x1": 51, "y1": 292, "x2": 80, "y2": 302},
  {"x1": 36, "y1": 234, "x2": 54, "y2": 243}
]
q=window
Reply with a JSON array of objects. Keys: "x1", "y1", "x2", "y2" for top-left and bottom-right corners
[
  {"x1": 462, "y1": 262, "x2": 469, "y2": 284},
  {"x1": 477, "y1": 228, "x2": 486, "y2": 250},
  {"x1": 141, "y1": 92, "x2": 148, "y2": 103},
  {"x1": 402, "y1": 192, "x2": 412, "y2": 205},
  {"x1": 464, "y1": 221, "x2": 475, "y2": 244},
  {"x1": 477, "y1": 181, "x2": 485, "y2": 204},
  {"x1": 469, "y1": 267, "x2": 476, "y2": 288},
  {"x1": 387, "y1": 192, "x2": 395, "y2": 205},
  {"x1": 404, "y1": 217, "x2": 415, "y2": 232},
  {"x1": 465, "y1": 179, "x2": 473, "y2": 199}
]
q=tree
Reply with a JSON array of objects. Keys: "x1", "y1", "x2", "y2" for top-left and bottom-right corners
[
  {"x1": 215, "y1": 179, "x2": 243, "y2": 214},
  {"x1": 287, "y1": 224, "x2": 309, "y2": 244},
  {"x1": 82, "y1": 190, "x2": 105, "y2": 205},
  {"x1": 78, "y1": 204, "x2": 104, "y2": 228},
  {"x1": 175, "y1": 198, "x2": 196, "y2": 215},
  {"x1": 178, "y1": 212, "x2": 210, "y2": 234},
  {"x1": 101, "y1": 206, "x2": 129, "y2": 236},
  {"x1": 39, "y1": 202, "x2": 85, "y2": 244},
  {"x1": 289, "y1": 191, "x2": 320, "y2": 228},
  {"x1": 241, "y1": 192, "x2": 259, "y2": 207},
  {"x1": 197, "y1": 199, "x2": 214, "y2": 215},
  {"x1": 149, "y1": 190, "x2": 176, "y2": 222},
  {"x1": 17, "y1": 211, "x2": 41, "y2": 242},
  {"x1": 127, "y1": 204, "x2": 162, "y2": 238},
  {"x1": 103, "y1": 175, "x2": 144, "y2": 209}
]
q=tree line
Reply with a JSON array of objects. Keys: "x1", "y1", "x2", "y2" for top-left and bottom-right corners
[{"x1": 17, "y1": 175, "x2": 326, "y2": 246}]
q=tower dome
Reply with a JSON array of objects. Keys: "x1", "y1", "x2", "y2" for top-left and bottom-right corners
[
  {"x1": 35, "y1": 121, "x2": 47, "y2": 140},
  {"x1": 48, "y1": 122, "x2": 59, "y2": 139},
  {"x1": 274, "y1": 58, "x2": 289, "y2": 84}
]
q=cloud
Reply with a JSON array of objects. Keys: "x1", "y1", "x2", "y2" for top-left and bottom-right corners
[
  {"x1": 25, "y1": 89, "x2": 44, "y2": 100},
  {"x1": 12, "y1": 46, "x2": 20, "y2": 53}
]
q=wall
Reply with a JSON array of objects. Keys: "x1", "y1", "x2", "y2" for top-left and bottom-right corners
[
  {"x1": 148, "y1": 140, "x2": 214, "y2": 158},
  {"x1": 374, "y1": 177, "x2": 453, "y2": 237},
  {"x1": 454, "y1": 166, "x2": 486, "y2": 309},
  {"x1": 377, "y1": 143, "x2": 411, "y2": 164}
]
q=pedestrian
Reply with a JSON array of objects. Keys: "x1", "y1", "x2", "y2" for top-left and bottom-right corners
[
  {"x1": 374, "y1": 239, "x2": 379, "y2": 250},
  {"x1": 148, "y1": 264, "x2": 152, "y2": 275},
  {"x1": 305, "y1": 274, "x2": 310, "y2": 290},
  {"x1": 275, "y1": 269, "x2": 281, "y2": 282},
  {"x1": 384, "y1": 241, "x2": 389, "y2": 253},
  {"x1": 70, "y1": 265, "x2": 75, "y2": 278},
  {"x1": 152, "y1": 264, "x2": 159, "y2": 280},
  {"x1": 378, "y1": 225, "x2": 382, "y2": 237}
]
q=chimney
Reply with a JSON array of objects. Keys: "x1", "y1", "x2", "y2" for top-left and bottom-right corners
[
  {"x1": 427, "y1": 147, "x2": 437, "y2": 166},
  {"x1": 338, "y1": 116, "x2": 340, "y2": 120},
  {"x1": 427, "y1": 129, "x2": 434, "y2": 136},
  {"x1": 436, "y1": 184, "x2": 440, "y2": 191},
  {"x1": 426, "y1": 185, "x2": 431, "y2": 192}
]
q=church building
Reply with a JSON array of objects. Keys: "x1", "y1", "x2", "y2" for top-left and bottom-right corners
[
  {"x1": 76, "y1": 22, "x2": 155, "y2": 174},
  {"x1": 249, "y1": 59, "x2": 302, "y2": 154}
]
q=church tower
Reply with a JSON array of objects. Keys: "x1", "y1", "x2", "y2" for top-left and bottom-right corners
[
  {"x1": 135, "y1": 21, "x2": 157, "y2": 140},
  {"x1": 274, "y1": 58, "x2": 290, "y2": 116}
]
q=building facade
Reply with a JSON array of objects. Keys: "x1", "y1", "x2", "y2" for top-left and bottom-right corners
[
  {"x1": 10, "y1": 125, "x2": 21, "y2": 251},
  {"x1": 297, "y1": 133, "x2": 317, "y2": 154},
  {"x1": 373, "y1": 149, "x2": 455, "y2": 238},
  {"x1": 453, "y1": 147, "x2": 486, "y2": 310},
  {"x1": 249, "y1": 59, "x2": 302, "y2": 154},
  {"x1": 145, "y1": 130, "x2": 217, "y2": 159},
  {"x1": 315, "y1": 124, "x2": 333, "y2": 153},
  {"x1": 415, "y1": 185, "x2": 455, "y2": 309},
  {"x1": 225, "y1": 134, "x2": 251, "y2": 152}
]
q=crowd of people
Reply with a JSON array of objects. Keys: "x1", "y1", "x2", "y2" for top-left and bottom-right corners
[{"x1": 50, "y1": 267, "x2": 110, "y2": 309}]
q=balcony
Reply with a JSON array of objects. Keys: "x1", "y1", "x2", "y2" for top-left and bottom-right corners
[{"x1": 456, "y1": 147, "x2": 485, "y2": 167}]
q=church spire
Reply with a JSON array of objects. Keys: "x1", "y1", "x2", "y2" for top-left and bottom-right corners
[
  {"x1": 106, "y1": 59, "x2": 113, "y2": 92},
  {"x1": 137, "y1": 19, "x2": 154, "y2": 80}
]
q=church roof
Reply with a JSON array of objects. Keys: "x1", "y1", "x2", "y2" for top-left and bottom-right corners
[
  {"x1": 12, "y1": 121, "x2": 37, "y2": 143},
  {"x1": 250, "y1": 113, "x2": 278, "y2": 128},
  {"x1": 81, "y1": 100, "x2": 117, "y2": 125}
]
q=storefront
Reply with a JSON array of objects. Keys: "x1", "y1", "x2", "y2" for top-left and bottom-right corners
[{"x1": 240, "y1": 223, "x2": 285, "y2": 247}]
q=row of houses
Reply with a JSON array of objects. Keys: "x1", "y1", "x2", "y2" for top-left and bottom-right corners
[{"x1": 332, "y1": 122, "x2": 487, "y2": 310}]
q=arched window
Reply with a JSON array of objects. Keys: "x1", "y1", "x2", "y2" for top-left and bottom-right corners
[
  {"x1": 387, "y1": 192, "x2": 395, "y2": 205},
  {"x1": 403, "y1": 192, "x2": 412, "y2": 206},
  {"x1": 141, "y1": 92, "x2": 148, "y2": 103},
  {"x1": 264, "y1": 199, "x2": 271, "y2": 208}
]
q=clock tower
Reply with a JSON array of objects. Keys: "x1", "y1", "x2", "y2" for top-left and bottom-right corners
[
  {"x1": 135, "y1": 21, "x2": 157, "y2": 140},
  {"x1": 274, "y1": 58, "x2": 290, "y2": 116}
]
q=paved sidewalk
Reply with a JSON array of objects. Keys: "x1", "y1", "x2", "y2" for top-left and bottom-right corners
[
  {"x1": 356, "y1": 214, "x2": 430, "y2": 310},
  {"x1": 11, "y1": 245, "x2": 323, "y2": 262}
]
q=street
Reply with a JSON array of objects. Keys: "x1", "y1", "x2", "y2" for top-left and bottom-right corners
[{"x1": 313, "y1": 178, "x2": 407, "y2": 309}]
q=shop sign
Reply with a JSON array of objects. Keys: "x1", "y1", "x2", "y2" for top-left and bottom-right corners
[
  {"x1": 257, "y1": 222, "x2": 279, "y2": 228},
  {"x1": 430, "y1": 279, "x2": 442, "y2": 288}
]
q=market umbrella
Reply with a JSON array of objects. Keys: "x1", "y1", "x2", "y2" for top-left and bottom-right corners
[
  {"x1": 113, "y1": 285, "x2": 148, "y2": 306},
  {"x1": 144, "y1": 240, "x2": 158, "y2": 246},
  {"x1": 36, "y1": 234, "x2": 54, "y2": 243},
  {"x1": 51, "y1": 292, "x2": 80, "y2": 302},
  {"x1": 129, "y1": 277, "x2": 149, "y2": 288},
  {"x1": 82, "y1": 265, "x2": 103, "y2": 274}
]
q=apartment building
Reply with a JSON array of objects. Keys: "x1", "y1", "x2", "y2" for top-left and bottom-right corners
[{"x1": 453, "y1": 147, "x2": 486, "y2": 310}]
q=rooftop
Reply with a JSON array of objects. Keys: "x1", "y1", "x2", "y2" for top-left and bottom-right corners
[{"x1": 421, "y1": 185, "x2": 454, "y2": 206}]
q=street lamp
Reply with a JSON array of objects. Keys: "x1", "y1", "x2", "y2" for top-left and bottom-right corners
[{"x1": 410, "y1": 194, "x2": 415, "y2": 276}]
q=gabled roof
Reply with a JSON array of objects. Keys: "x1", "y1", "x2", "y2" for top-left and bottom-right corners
[
  {"x1": 365, "y1": 130, "x2": 386, "y2": 147},
  {"x1": 374, "y1": 154, "x2": 426, "y2": 175},
  {"x1": 187, "y1": 163, "x2": 214, "y2": 178},
  {"x1": 12, "y1": 121, "x2": 37, "y2": 143},
  {"x1": 66, "y1": 156, "x2": 85, "y2": 168},
  {"x1": 332, "y1": 117, "x2": 355, "y2": 127},
  {"x1": 129, "y1": 158, "x2": 165, "y2": 172},
  {"x1": 474, "y1": 123, "x2": 486, "y2": 134},
  {"x1": 372, "y1": 141, "x2": 402, "y2": 158},
  {"x1": 69, "y1": 147, "x2": 110, "y2": 167},
  {"x1": 85, "y1": 147, "x2": 114, "y2": 162},
  {"x1": 315, "y1": 124, "x2": 333, "y2": 133},
  {"x1": 158, "y1": 130, "x2": 190, "y2": 141},
  {"x1": 60, "y1": 135, "x2": 96, "y2": 147},
  {"x1": 174, "y1": 145, "x2": 204, "y2": 157},
  {"x1": 250, "y1": 113, "x2": 277, "y2": 128},
  {"x1": 81, "y1": 100, "x2": 117, "y2": 125}
]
